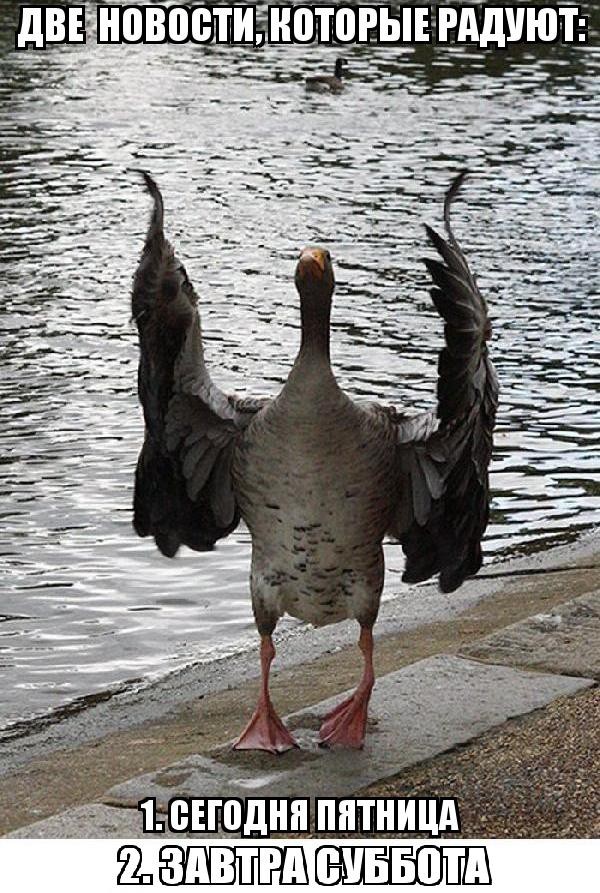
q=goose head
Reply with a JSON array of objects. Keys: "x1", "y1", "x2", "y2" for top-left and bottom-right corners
[
  {"x1": 334, "y1": 57, "x2": 347, "y2": 79},
  {"x1": 295, "y1": 246, "x2": 334, "y2": 301}
]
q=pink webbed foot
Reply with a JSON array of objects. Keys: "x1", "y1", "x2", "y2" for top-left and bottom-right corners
[
  {"x1": 233, "y1": 633, "x2": 298, "y2": 754},
  {"x1": 318, "y1": 686, "x2": 372, "y2": 749},
  {"x1": 233, "y1": 700, "x2": 298, "y2": 754},
  {"x1": 318, "y1": 625, "x2": 375, "y2": 749}
]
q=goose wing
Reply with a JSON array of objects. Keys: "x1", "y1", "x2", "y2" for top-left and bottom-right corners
[
  {"x1": 386, "y1": 172, "x2": 499, "y2": 592},
  {"x1": 131, "y1": 172, "x2": 267, "y2": 557}
]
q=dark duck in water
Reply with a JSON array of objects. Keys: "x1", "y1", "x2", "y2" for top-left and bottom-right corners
[
  {"x1": 130, "y1": 171, "x2": 498, "y2": 753},
  {"x1": 305, "y1": 57, "x2": 347, "y2": 92}
]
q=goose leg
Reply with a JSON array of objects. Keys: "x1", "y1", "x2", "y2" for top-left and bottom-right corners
[
  {"x1": 233, "y1": 635, "x2": 298, "y2": 754},
  {"x1": 318, "y1": 626, "x2": 374, "y2": 749}
]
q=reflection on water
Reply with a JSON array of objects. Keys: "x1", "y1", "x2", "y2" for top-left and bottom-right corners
[{"x1": 0, "y1": 0, "x2": 599, "y2": 734}]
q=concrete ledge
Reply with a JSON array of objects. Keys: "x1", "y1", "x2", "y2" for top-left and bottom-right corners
[
  {"x1": 104, "y1": 654, "x2": 593, "y2": 810},
  {"x1": 6, "y1": 655, "x2": 593, "y2": 837},
  {"x1": 5, "y1": 805, "x2": 157, "y2": 840},
  {"x1": 460, "y1": 591, "x2": 600, "y2": 679}
]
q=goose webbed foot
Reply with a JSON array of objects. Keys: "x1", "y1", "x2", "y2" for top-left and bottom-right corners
[
  {"x1": 233, "y1": 633, "x2": 298, "y2": 754},
  {"x1": 233, "y1": 699, "x2": 298, "y2": 754},
  {"x1": 318, "y1": 625, "x2": 374, "y2": 750},
  {"x1": 318, "y1": 680, "x2": 373, "y2": 749}
]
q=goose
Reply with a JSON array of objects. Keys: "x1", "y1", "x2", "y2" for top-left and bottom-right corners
[
  {"x1": 131, "y1": 171, "x2": 498, "y2": 753},
  {"x1": 305, "y1": 57, "x2": 347, "y2": 93}
]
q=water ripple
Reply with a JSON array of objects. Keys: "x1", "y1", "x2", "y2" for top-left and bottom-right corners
[{"x1": 0, "y1": 0, "x2": 598, "y2": 733}]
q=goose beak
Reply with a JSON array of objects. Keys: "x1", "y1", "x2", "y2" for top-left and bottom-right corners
[{"x1": 297, "y1": 247, "x2": 326, "y2": 280}]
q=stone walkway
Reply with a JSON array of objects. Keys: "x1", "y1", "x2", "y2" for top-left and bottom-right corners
[{"x1": 6, "y1": 588, "x2": 599, "y2": 838}]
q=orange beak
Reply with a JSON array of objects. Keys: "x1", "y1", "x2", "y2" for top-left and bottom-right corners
[{"x1": 298, "y1": 247, "x2": 326, "y2": 279}]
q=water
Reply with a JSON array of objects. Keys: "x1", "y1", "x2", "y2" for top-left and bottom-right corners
[{"x1": 1, "y1": 0, "x2": 599, "y2": 736}]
